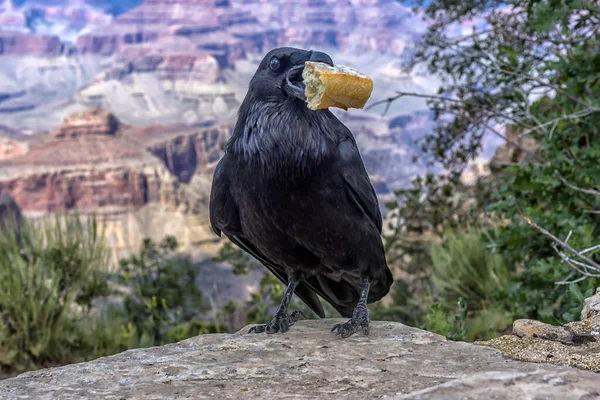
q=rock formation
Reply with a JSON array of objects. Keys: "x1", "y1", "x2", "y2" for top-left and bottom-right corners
[
  {"x1": 0, "y1": 30, "x2": 63, "y2": 56},
  {"x1": 74, "y1": 0, "x2": 415, "y2": 60},
  {"x1": 0, "y1": 108, "x2": 228, "y2": 213},
  {"x1": 52, "y1": 108, "x2": 121, "y2": 138},
  {"x1": 0, "y1": 132, "x2": 28, "y2": 160},
  {"x1": 0, "y1": 0, "x2": 26, "y2": 30},
  {"x1": 25, "y1": 1, "x2": 114, "y2": 31},
  {"x1": 0, "y1": 319, "x2": 598, "y2": 399},
  {"x1": 0, "y1": 0, "x2": 437, "y2": 194},
  {"x1": 0, "y1": 108, "x2": 231, "y2": 262},
  {"x1": 480, "y1": 287, "x2": 600, "y2": 372}
]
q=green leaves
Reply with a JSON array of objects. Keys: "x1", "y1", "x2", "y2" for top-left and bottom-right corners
[
  {"x1": 0, "y1": 215, "x2": 111, "y2": 377},
  {"x1": 429, "y1": 228, "x2": 510, "y2": 309},
  {"x1": 116, "y1": 236, "x2": 222, "y2": 347},
  {"x1": 383, "y1": 0, "x2": 600, "y2": 334},
  {"x1": 422, "y1": 298, "x2": 469, "y2": 341}
]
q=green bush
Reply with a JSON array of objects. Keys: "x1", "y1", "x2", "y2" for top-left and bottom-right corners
[
  {"x1": 380, "y1": 0, "x2": 600, "y2": 337},
  {"x1": 0, "y1": 215, "x2": 110, "y2": 377},
  {"x1": 0, "y1": 215, "x2": 227, "y2": 378},
  {"x1": 423, "y1": 299, "x2": 468, "y2": 341},
  {"x1": 373, "y1": 229, "x2": 514, "y2": 341},
  {"x1": 429, "y1": 229, "x2": 510, "y2": 312},
  {"x1": 116, "y1": 236, "x2": 227, "y2": 348},
  {"x1": 502, "y1": 261, "x2": 598, "y2": 325},
  {"x1": 427, "y1": 229, "x2": 514, "y2": 340}
]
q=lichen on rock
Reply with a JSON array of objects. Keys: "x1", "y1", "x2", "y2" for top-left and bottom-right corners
[{"x1": 479, "y1": 288, "x2": 600, "y2": 373}]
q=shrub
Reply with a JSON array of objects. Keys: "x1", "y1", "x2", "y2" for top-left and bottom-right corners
[
  {"x1": 0, "y1": 214, "x2": 110, "y2": 377},
  {"x1": 0, "y1": 216, "x2": 227, "y2": 378},
  {"x1": 428, "y1": 229, "x2": 515, "y2": 340},
  {"x1": 429, "y1": 229, "x2": 510, "y2": 313},
  {"x1": 373, "y1": 228, "x2": 515, "y2": 341},
  {"x1": 385, "y1": 0, "x2": 600, "y2": 328},
  {"x1": 116, "y1": 235, "x2": 228, "y2": 348},
  {"x1": 422, "y1": 299, "x2": 468, "y2": 341}
]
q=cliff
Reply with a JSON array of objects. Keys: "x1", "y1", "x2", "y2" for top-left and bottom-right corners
[
  {"x1": 76, "y1": 0, "x2": 415, "y2": 58},
  {"x1": 0, "y1": 319, "x2": 598, "y2": 399},
  {"x1": 0, "y1": 108, "x2": 229, "y2": 215},
  {"x1": 0, "y1": 0, "x2": 440, "y2": 191},
  {"x1": 0, "y1": 30, "x2": 63, "y2": 56},
  {"x1": 0, "y1": 132, "x2": 28, "y2": 160},
  {"x1": 0, "y1": 108, "x2": 231, "y2": 264}
]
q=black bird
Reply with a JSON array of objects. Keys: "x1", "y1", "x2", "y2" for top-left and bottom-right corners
[{"x1": 209, "y1": 47, "x2": 393, "y2": 338}]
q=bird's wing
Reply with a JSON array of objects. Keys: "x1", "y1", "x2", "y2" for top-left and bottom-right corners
[
  {"x1": 336, "y1": 137, "x2": 383, "y2": 233},
  {"x1": 209, "y1": 154, "x2": 242, "y2": 237},
  {"x1": 209, "y1": 154, "x2": 326, "y2": 318}
]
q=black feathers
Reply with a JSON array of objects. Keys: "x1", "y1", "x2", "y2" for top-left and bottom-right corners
[{"x1": 209, "y1": 47, "x2": 393, "y2": 319}]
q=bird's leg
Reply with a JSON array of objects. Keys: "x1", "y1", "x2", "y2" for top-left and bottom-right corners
[
  {"x1": 248, "y1": 280, "x2": 305, "y2": 334},
  {"x1": 331, "y1": 278, "x2": 371, "y2": 338}
]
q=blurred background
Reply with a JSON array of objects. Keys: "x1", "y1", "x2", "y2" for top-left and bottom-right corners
[{"x1": 0, "y1": 0, "x2": 598, "y2": 380}]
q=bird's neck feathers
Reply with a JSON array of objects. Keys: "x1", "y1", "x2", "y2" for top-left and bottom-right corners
[{"x1": 228, "y1": 96, "x2": 342, "y2": 172}]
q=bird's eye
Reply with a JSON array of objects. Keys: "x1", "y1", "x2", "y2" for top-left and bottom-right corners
[{"x1": 269, "y1": 57, "x2": 281, "y2": 71}]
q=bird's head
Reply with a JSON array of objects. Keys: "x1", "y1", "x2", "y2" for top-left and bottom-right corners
[{"x1": 248, "y1": 47, "x2": 334, "y2": 104}]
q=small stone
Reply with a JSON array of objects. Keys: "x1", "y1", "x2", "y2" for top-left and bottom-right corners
[
  {"x1": 512, "y1": 319, "x2": 572, "y2": 342},
  {"x1": 581, "y1": 287, "x2": 600, "y2": 321}
]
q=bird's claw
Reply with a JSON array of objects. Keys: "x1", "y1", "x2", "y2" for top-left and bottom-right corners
[
  {"x1": 331, "y1": 305, "x2": 370, "y2": 338},
  {"x1": 248, "y1": 310, "x2": 305, "y2": 334}
]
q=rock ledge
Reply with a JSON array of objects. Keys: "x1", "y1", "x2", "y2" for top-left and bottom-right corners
[{"x1": 1, "y1": 319, "x2": 598, "y2": 399}]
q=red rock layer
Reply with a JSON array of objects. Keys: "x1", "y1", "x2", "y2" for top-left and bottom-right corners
[
  {"x1": 0, "y1": 31, "x2": 63, "y2": 56},
  {"x1": 0, "y1": 109, "x2": 231, "y2": 215}
]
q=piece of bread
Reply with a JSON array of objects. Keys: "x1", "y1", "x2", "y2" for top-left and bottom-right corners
[{"x1": 303, "y1": 62, "x2": 373, "y2": 111}]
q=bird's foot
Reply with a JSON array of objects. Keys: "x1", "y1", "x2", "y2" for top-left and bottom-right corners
[
  {"x1": 248, "y1": 310, "x2": 304, "y2": 334},
  {"x1": 331, "y1": 305, "x2": 370, "y2": 338}
]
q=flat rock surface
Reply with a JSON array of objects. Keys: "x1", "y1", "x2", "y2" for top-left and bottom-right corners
[
  {"x1": 1, "y1": 319, "x2": 599, "y2": 399},
  {"x1": 396, "y1": 370, "x2": 600, "y2": 399}
]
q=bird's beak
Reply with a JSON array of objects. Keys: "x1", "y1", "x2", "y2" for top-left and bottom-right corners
[{"x1": 286, "y1": 50, "x2": 334, "y2": 101}]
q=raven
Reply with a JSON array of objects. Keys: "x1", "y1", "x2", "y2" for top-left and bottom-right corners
[{"x1": 209, "y1": 47, "x2": 393, "y2": 338}]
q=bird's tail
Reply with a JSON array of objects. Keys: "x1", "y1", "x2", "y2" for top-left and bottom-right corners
[
  {"x1": 368, "y1": 265, "x2": 394, "y2": 304},
  {"x1": 303, "y1": 267, "x2": 394, "y2": 319}
]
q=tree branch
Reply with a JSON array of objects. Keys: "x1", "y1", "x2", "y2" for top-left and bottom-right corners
[
  {"x1": 554, "y1": 172, "x2": 600, "y2": 197},
  {"x1": 515, "y1": 201, "x2": 600, "y2": 283}
]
